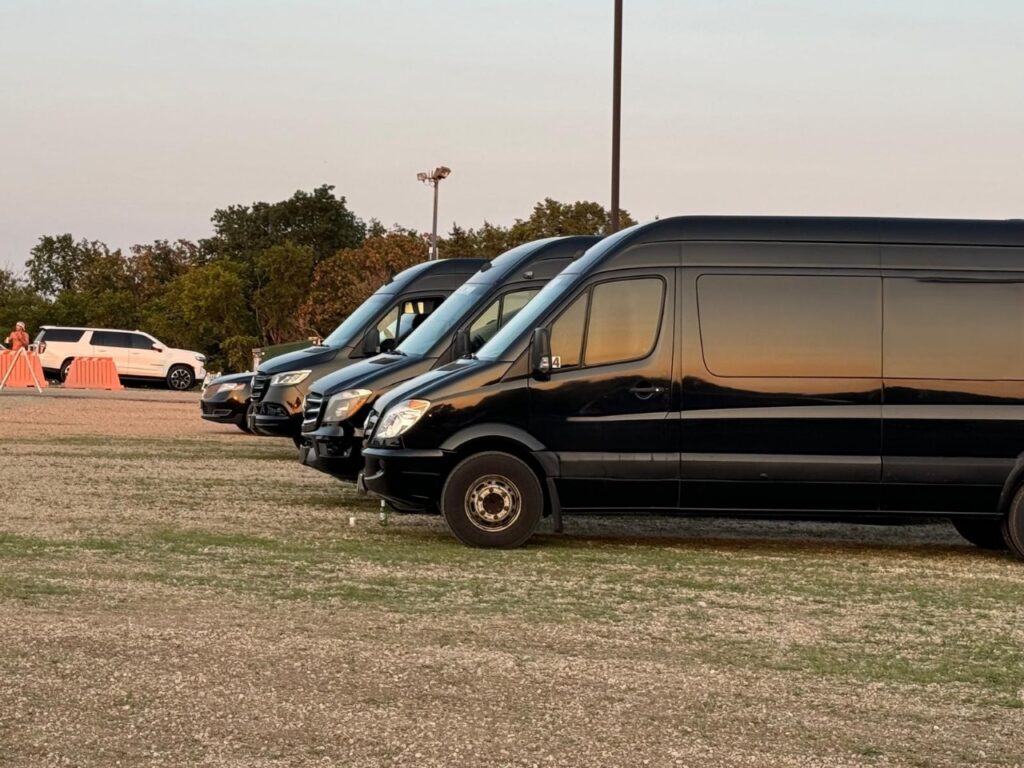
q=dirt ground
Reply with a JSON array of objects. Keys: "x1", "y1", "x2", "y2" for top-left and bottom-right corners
[{"x1": 1, "y1": 390, "x2": 1022, "y2": 767}]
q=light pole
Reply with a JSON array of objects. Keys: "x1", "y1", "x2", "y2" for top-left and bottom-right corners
[
  {"x1": 417, "y1": 166, "x2": 452, "y2": 260},
  {"x1": 610, "y1": 0, "x2": 622, "y2": 232}
]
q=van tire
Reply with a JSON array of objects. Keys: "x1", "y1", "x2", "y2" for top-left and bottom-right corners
[
  {"x1": 951, "y1": 518, "x2": 1008, "y2": 550},
  {"x1": 441, "y1": 451, "x2": 543, "y2": 548},
  {"x1": 166, "y1": 365, "x2": 194, "y2": 391},
  {"x1": 1002, "y1": 487, "x2": 1024, "y2": 559}
]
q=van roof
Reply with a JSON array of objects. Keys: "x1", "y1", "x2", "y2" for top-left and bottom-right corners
[
  {"x1": 466, "y1": 236, "x2": 600, "y2": 286},
  {"x1": 386, "y1": 257, "x2": 488, "y2": 291},
  {"x1": 629, "y1": 216, "x2": 1024, "y2": 248}
]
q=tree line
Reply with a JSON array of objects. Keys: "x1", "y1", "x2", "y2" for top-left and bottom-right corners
[{"x1": 0, "y1": 185, "x2": 634, "y2": 371}]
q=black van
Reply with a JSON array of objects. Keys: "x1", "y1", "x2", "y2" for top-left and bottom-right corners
[
  {"x1": 298, "y1": 236, "x2": 598, "y2": 486},
  {"x1": 250, "y1": 258, "x2": 484, "y2": 440},
  {"x1": 360, "y1": 216, "x2": 1024, "y2": 556}
]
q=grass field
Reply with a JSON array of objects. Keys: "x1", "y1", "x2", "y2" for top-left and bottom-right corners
[{"x1": 1, "y1": 391, "x2": 1022, "y2": 767}]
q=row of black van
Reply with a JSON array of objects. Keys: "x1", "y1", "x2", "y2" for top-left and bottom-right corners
[{"x1": 203, "y1": 216, "x2": 1024, "y2": 557}]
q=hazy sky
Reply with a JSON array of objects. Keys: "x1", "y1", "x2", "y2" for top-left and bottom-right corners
[{"x1": 2, "y1": 1, "x2": 1023, "y2": 272}]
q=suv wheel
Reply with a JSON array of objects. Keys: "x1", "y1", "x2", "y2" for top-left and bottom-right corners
[
  {"x1": 166, "y1": 365, "x2": 194, "y2": 391},
  {"x1": 59, "y1": 358, "x2": 75, "y2": 383},
  {"x1": 441, "y1": 451, "x2": 543, "y2": 548}
]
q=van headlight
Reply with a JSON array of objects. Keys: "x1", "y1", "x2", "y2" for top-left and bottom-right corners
[
  {"x1": 323, "y1": 389, "x2": 373, "y2": 424},
  {"x1": 270, "y1": 370, "x2": 311, "y2": 386},
  {"x1": 375, "y1": 400, "x2": 431, "y2": 439}
]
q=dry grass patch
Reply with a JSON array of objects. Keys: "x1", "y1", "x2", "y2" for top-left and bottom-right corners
[{"x1": 1, "y1": 392, "x2": 1023, "y2": 767}]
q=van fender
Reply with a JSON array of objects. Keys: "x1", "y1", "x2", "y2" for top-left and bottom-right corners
[
  {"x1": 439, "y1": 423, "x2": 546, "y2": 454},
  {"x1": 996, "y1": 451, "x2": 1024, "y2": 515},
  {"x1": 439, "y1": 424, "x2": 563, "y2": 529}
]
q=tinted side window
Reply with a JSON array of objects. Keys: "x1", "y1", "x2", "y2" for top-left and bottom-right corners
[
  {"x1": 500, "y1": 289, "x2": 539, "y2": 326},
  {"x1": 549, "y1": 293, "x2": 587, "y2": 369},
  {"x1": 377, "y1": 298, "x2": 444, "y2": 351},
  {"x1": 697, "y1": 275, "x2": 881, "y2": 378},
  {"x1": 468, "y1": 299, "x2": 501, "y2": 352},
  {"x1": 584, "y1": 278, "x2": 664, "y2": 366},
  {"x1": 130, "y1": 334, "x2": 156, "y2": 350},
  {"x1": 467, "y1": 289, "x2": 542, "y2": 353},
  {"x1": 884, "y1": 278, "x2": 1024, "y2": 380},
  {"x1": 91, "y1": 331, "x2": 134, "y2": 348},
  {"x1": 40, "y1": 328, "x2": 84, "y2": 343},
  {"x1": 396, "y1": 297, "x2": 443, "y2": 341}
]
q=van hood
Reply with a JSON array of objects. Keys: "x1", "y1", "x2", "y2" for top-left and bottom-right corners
[
  {"x1": 257, "y1": 345, "x2": 343, "y2": 375},
  {"x1": 372, "y1": 357, "x2": 497, "y2": 416},
  {"x1": 309, "y1": 353, "x2": 434, "y2": 398}
]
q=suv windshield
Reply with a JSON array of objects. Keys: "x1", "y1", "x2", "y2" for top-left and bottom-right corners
[
  {"x1": 322, "y1": 294, "x2": 392, "y2": 348},
  {"x1": 396, "y1": 283, "x2": 485, "y2": 357}
]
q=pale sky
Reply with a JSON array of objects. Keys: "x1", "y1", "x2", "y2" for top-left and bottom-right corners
[{"x1": 2, "y1": 1, "x2": 1023, "y2": 272}]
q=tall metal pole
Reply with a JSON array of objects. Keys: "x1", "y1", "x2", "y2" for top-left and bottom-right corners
[
  {"x1": 610, "y1": 0, "x2": 623, "y2": 232},
  {"x1": 431, "y1": 180, "x2": 440, "y2": 260}
]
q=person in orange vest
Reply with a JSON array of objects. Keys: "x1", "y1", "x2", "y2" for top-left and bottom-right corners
[{"x1": 3, "y1": 322, "x2": 30, "y2": 351}]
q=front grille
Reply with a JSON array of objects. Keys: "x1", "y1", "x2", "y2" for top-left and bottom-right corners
[
  {"x1": 302, "y1": 391, "x2": 324, "y2": 431},
  {"x1": 251, "y1": 375, "x2": 270, "y2": 402}
]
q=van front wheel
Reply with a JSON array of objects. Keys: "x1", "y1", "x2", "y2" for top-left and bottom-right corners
[
  {"x1": 1002, "y1": 486, "x2": 1024, "y2": 560},
  {"x1": 441, "y1": 452, "x2": 543, "y2": 548}
]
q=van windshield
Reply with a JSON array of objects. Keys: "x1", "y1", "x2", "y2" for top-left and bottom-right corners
[
  {"x1": 476, "y1": 274, "x2": 576, "y2": 361},
  {"x1": 397, "y1": 283, "x2": 486, "y2": 357},
  {"x1": 322, "y1": 294, "x2": 392, "y2": 348},
  {"x1": 476, "y1": 225, "x2": 640, "y2": 361}
]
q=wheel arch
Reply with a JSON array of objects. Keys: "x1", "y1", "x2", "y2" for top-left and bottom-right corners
[
  {"x1": 996, "y1": 451, "x2": 1024, "y2": 516},
  {"x1": 440, "y1": 425, "x2": 556, "y2": 516}
]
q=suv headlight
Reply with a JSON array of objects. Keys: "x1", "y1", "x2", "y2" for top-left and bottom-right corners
[
  {"x1": 375, "y1": 399, "x2": 430, "y2": 439},
  {"x1": 323, "y1": 389, "x2": 373, "y2": 424},
  {"x1": 270, "y1": 370, "x2": 311, "y2": 387}
]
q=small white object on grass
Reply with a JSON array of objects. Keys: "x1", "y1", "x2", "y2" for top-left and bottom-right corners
[{"x1": 348, "y1": 516, "x2": 356, "y2": 527}]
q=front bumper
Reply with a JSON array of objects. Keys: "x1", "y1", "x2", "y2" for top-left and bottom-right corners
[
  {"x1": 252, "y1": 383, "x2": 306, "y2": 437},
  {"x1": 361, "y1": 446, "x2": 449, "y2": 510},
  {"x1": 298, "y1": 425, "x2": 365, "y2": 481},
  {"x1": 200, "y1": 394, "x2": 248, "y2": 424}
]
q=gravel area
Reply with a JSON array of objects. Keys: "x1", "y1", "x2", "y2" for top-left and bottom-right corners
[{"x1": 1, "y1": 392, "x2": 1022, "y2": 767}]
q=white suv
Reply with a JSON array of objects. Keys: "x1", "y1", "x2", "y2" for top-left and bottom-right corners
[{"x1": 35, "y1": 326, "x2": 206, "y2": 390}]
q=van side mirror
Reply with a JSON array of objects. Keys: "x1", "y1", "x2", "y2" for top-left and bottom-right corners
[
  {"x1": 361, "y1": 328, "x2": 380, "y2": 356},
  {"x1": 530, "y1": 327, "x2": 552, "y2": 379},
  {"x1": 453, "y1": 329, "x2": 471, "y2": 358}
]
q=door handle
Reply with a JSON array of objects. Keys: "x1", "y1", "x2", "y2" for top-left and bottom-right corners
[{"x1": 629, "y1": 381, "x2": 662, "y2": 400}]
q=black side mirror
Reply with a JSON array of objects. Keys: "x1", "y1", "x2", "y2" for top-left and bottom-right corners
[
  {"x1": 530, "y1": 327, "x2": 552, "y2": 379},
  {"x1": 361, "y1": 328, "x2": 380, "y2": 356},
  {"x1": 152, "y1": 345, "x2": 163, "y2": 353},
  {"x1": 453, "y1": 329, "x2": 471, "y2": 358}
]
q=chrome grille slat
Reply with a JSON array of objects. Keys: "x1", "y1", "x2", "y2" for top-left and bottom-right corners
[
  {"x1": 302, "y1": 391, "x2": 324, "y2": 431},
  {"x1": 251, "y1": 375, "x2": 270, "y2": 402}
]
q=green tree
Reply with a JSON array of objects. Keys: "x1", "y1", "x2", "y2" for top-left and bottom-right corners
[
  {"x1": 128, "y1": 240, "x2": 203, "y2": 302},
  {"x1": 509, "y1": 198, "x2": 635, "y2": 240},
  {"x1": 440, "y1": 199, "x2": 634, "y2": 260},
  {"x1": 298, "y1": 229, "x2": 429, "y2": 337},
  {"x1": 144, "y1": 263, "x2": 255, "y2": 370},
  {"x1": 0, "y1": 269, "x2": 50, "y2": 338},
  {"x1": 204, "y1": 184, "x2": 365, "y2": 267},
  {"x1": 26, "y1": 235, "x2": 112, "y2": 297},
  {"x1": 252, "y1": 241, "x2": 314, "y2": 345}
]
